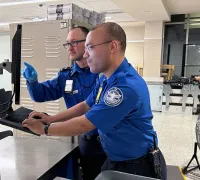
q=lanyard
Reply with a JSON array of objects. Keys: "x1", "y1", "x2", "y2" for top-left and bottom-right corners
[{"x1": 95, "y1": 80, "x2": 106, "y2": 104}]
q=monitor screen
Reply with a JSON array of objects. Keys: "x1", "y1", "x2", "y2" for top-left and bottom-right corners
[{"x1": 11, "y1": 24, "x2": 22, "y2": 105}]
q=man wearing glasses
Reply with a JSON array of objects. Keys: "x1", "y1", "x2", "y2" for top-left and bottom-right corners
[
  {"x1": 23, "y1": 22, "x2": 167, "y2": 180},
  {"x1": 22, "y1": 26, "x2": 106, "y2": 180}
]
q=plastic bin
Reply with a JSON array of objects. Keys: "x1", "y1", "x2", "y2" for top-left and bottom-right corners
[{"x1": 95, "y1": 171, "x2": 159, "y2": 180}]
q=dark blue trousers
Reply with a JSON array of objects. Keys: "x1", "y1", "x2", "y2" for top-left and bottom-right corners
[
  {"x1": 101, "y1": 149, "x2": 167, "y2": 180},
  {"x1": 79, "y1": 134, "x2": 107, "y2": 180}
]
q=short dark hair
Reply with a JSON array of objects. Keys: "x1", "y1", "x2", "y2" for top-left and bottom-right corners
[
  {"x1": 71, "y1": 26, "x2": 89, "y2": 37},
  {"x1": 91, "y1": 22, "x2": 126, "y2": 53}
]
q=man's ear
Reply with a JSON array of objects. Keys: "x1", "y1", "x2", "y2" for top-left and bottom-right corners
[{"x1": 110, "y1": 40, "x2": 118, "y2": 54}]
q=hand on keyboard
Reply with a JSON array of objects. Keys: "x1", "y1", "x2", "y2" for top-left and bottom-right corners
[
  {"x1": 22, "y1": 118, "x2": 45, "y2": 135},
  {"x1": 29, "y1": 111, "x2": 52, "y2": 125}
]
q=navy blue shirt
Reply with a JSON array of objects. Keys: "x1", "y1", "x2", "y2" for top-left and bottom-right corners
[
  {"x1": 26, "y1": 62, "x2": 99, "y2": 135},
  {"x1": 85, "y1": 58, "x2": 158, "y2": 161}
]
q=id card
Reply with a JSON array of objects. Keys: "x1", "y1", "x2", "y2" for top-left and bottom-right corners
[{"x1": 65, "y1": 80, "x2": 73, "y2": 93}]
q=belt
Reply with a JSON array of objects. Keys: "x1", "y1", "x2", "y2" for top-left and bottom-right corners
[
  {"x1": 82, "y1": 134, "x2": 100, "y2": 141},
  {"x1": 112, "y1": 153, "x2": 151, "y2": 164}
]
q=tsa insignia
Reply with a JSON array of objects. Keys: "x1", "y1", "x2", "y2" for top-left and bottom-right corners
[{"x1": 104, "y1": 87, "x2": 123, "y2": 106}]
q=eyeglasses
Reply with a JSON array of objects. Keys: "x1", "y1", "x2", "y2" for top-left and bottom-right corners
[
  {"x1": 85, "y1": 40, "x2": 112, "y2": 52},
  {"x1": 63, "y1": 39, "x2": 85, "y2": 48}
]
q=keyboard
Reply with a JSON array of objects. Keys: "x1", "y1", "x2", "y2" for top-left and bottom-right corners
[
  {"x1": 4, "y1": 107, "x2": 33, "y2": 123},
  {"x1": 0, "y1": 107, "x2": 39, "y2": 136}
]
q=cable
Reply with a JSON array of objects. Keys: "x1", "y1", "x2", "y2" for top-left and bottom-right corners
[
  {"x1": 0, "y1": 92, "x2": 14, "y2": 114},
  {"x1": 0, "y1": 105, "x2": 12, "y2": 115},
  {"x1": 0, "y1": 92, "x2": 14, "y2": 106}
]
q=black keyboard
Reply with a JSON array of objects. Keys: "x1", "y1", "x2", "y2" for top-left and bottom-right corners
[
  {"x1": 0, "y1": 107, "x2": 39, "y2": 136},
  {"x1": 4, "y1": 107, "x2": 33, "y2": 123}
]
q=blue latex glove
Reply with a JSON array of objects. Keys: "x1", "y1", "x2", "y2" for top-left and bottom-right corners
[{"x1": 22, "y1": 62, "x2": 38, "y2": 83}]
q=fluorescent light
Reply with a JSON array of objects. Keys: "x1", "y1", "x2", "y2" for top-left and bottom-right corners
[
  {"x1": 127, "y1": 40, "x2": 144, "y2": 43},
  {"x1": 0, "y1": 18, "x2": 47, "y2": 26},
  {"x1": 32, "y1": 17, "x2": 47, "y2": 21},
  {"x1": 105, "y1": 16, "x2": 112, "y2": 19},
  {"x1": 0, "y1": 0, "x2": 54, "y2": 7},
  {"x1": 144, "y1": 37, "x2": 162, "y2": 40},
  {"x1": 0, "y1": 23, "x2": 9, "y2": 26}
]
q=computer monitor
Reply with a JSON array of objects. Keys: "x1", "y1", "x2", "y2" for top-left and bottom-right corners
[{"x1": 11, "y1": 24, "x2": 22, "y2": 105}]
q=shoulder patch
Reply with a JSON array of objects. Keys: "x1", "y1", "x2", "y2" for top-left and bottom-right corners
[
  {"x1": 104, "y1": 87, "x2": 123, "y2": 107},
  {"x1": 60, "y1": 67, "x2": 72, "y2": 72}
]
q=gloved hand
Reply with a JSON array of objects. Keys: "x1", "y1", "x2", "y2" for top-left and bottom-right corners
[{"x1": 22, "y1": 62, "x2": 38, "y2": 83}]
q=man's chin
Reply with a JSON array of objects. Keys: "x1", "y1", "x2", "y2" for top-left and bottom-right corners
[
  {"x1": 69, "y1": 56, "x2": 83, "y2": 62},
  {"x1": 70, "y1": 58, "x2": 76, "y2": 61},
  {"x1": 90, "y1": 67, "x2": 98, "y2": 74}
]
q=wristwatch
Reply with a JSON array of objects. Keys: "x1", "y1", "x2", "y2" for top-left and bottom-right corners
[{"x1": 44, "y1": 124, "x2": 51, "y2": 136}]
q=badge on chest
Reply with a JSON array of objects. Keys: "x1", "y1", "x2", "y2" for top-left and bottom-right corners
[{"x1": 65, "y1": 80, "x2": 73, "y2": 93}]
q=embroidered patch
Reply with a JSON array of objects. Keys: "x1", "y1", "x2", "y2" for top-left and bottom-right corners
[{"x1": 104, "y1": 87, "x2": 123, "y2": 106}]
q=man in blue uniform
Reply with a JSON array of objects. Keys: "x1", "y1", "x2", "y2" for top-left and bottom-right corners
[
  {"x1": 22, "y1": 26, "x2": 106, "y2": 180},
  {"x1": 23, "y1": 22, "x2": 167, "y2": 180}
]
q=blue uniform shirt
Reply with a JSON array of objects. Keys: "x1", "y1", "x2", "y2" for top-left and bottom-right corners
[
  {"x1": 85, "y1": 58, "x2": 158, "y2": 161},
  {"x1": 26, "y1": 62, "x2": 99, "y2": 135}
]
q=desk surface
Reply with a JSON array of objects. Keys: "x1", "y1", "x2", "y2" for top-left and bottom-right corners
[{"x1": 0, "y1": 137, "x2": 77, "y2": 180}]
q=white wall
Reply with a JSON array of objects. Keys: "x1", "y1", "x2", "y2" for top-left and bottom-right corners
[
  {"x1": 0, "y1": 34, "x2": 11, "y2": 91},
  {"x1": 123, "y1": 26, "x2": 145, "y2": 68},
  {"x1": 123, "y1": 23, "x2": 164, "y2": 78},
  {"x1": 126, "y1": 42, "x2": 144, "y2": 67},
  {"x1": 143, "y1": 21, "x2": 163, "y2": 77},
  {"x1": 124, "y1": 26, "x2": 145, "y2": 40}
]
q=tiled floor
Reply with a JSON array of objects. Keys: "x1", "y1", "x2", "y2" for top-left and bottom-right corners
[{"x1": 152, "y1": 112, "x2": 200, "y2": 180}]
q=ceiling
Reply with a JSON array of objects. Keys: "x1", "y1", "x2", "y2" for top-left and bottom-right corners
[
  {"x1": 0, "y1": 0, "x2": 135, "y2": 32},
  {"x1": 0, "y1": 0, "x2": 200, "y2": 32},
  {"x1": 112, "y1": 0, "x2": 170, "y2": 22},
  {"x1": 165, "y1": 0, "x2": 200, "y2": 14}
]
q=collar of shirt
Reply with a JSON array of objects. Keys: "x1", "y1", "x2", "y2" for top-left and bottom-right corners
[
  {"x1": 70, "y1": 62, "x2": 90, "y2": 76},
  {"x1": 106, "y1": 57, "x2": 129, "y2": 85}
]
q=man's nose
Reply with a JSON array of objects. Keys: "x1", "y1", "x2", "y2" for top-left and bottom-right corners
[
  {"x1": 68, "y1": 44, "x2": 75, "y2": 51},
  {"x1": 83, "y1": 49, "x2": 89, "y2": 58}
]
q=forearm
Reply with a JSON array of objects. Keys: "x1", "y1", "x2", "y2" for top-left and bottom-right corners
[
  {"x1": 48, "y1": 115, "x2": 95, "y2": 136},
  {"x1": 50, "y1": 101, "x2": 90, "y2": 123},
  {"x1": 27, "y1": 81, "x2": 46, "y2": 102},
  {"x1": 27, "y1": 80, "x2": 62, "y2": 102}
]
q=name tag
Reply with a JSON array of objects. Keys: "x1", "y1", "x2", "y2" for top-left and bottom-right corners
[
  {"x1": 65, "y1": 90, "x2": 78, "y2": 95},
  {"x1": 72, "y1": 90, "x2": 78, "y2": 94},
  {"x1": 65, "y1": 80, "x2": 73, "y2": 93}
]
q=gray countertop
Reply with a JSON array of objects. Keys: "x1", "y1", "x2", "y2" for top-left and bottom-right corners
[
  {"x1": 143, "y1": 77, "x2": 164, "y2": 85},
  {"x1": 0, "y1": 137, "x2": 77, "y2": 180}
]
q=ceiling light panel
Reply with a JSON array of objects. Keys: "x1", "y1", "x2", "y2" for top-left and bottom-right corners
[
  {"x1": 82, "y1": 0, "x2": 121, "y2": 12},
  {"x1": 110, "y1": 13, "x2": 135, "y2": 22},
  {"x1": 0, "y1": 0, "x2": 55, "y2": 7}
]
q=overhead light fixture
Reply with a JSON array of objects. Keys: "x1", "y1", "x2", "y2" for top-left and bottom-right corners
[
  {"x1": 0, "y1": 0, "x2": 54, "y2": 7},
  {"x1": 127, "y1": 40, "x2": 144, "y2": 43},
  {"x1": 0, "y1": 18, "x2": 47, "y2": 26},
  {"x1": 0, "y1": 23, "x2": 10, "y2": 26},
  {"x1": 32, "y1": 17, "x2": 47, "y2": 21},
  {"x1": 105, "y1": 16, "x2": 112, "y2": 19},
  {"x1": 103, "y1": 10, "x2": 123, "y2": 14}
]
